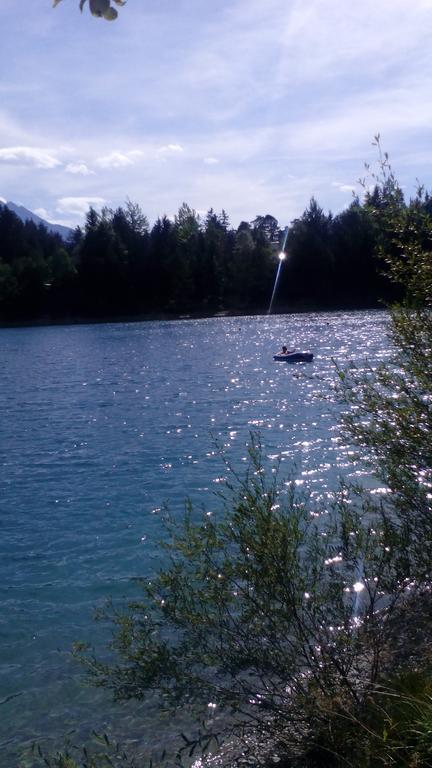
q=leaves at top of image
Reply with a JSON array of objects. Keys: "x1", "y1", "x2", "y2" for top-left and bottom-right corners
[{"x1": 53, "y1": 0, "x2": 126, "y2": 21}]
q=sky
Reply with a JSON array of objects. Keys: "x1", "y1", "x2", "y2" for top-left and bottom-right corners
[{"x1": 1, "y1": 0, "x2": 432, "y2": 229}]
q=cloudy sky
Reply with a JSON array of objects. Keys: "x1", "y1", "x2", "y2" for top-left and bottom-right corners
[{"x1": 1, "y1": 0, "x2": 432, "y2": 229}]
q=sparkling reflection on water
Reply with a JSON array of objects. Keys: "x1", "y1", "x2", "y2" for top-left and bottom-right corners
[{"x1": 0, "y1": 311, "x2": 391, "y2": 764}]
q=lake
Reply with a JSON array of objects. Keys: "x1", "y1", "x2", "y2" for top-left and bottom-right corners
[{"x1": 0, "y1": 311, "x2": 391, "y2": 765}]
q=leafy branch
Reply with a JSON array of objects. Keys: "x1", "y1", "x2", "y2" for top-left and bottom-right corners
[{"x1": 53, "y1": 0, "x2": 126, "y2": 22}]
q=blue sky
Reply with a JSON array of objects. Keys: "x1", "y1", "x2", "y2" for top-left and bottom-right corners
[{"x1": 1, "y1": 0, "x2": 432, "y2": 229}]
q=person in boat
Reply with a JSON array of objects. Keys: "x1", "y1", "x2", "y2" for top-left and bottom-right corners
[{"x1": 280, "y1": 345, "x2": 295, "y2": 355}]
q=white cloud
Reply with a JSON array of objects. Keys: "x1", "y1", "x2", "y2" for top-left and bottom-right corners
[
  {"x1": 65, "y1": 162, "x2": 94, "y2": 176},
  {"x1": 31, "y1": 206, "x2": 75, "y2": 228},
  {"x1": 96, "y1": 150, "x2": 144, "y2": 169},
  {"x1": 0, "y1": 146, "x2": 61, "y2": 169},
  {"x1": 157, "y1": 144, "x2": 184, "y2": 155},
  {"x1": 56, "y1": 197, "x2": 107, "y2": 216},
  {"x1": 203, "y1": 157, "x2": 219, "y2": 165},
  {"x1": 34, "y1": 207, "x2": 50, "y2": 219},
  {"x1": 332, "y1": 182, "x2": 357, "y2": 193}
]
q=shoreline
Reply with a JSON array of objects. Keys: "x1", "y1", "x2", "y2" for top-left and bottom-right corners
[{"x1": 0, "y1": 302, "x2": 386, "y2": 330}]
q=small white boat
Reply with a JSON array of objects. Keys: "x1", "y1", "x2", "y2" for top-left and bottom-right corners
[{"x1": 274, "y1": 351, "x2": 313, "y2": 363}]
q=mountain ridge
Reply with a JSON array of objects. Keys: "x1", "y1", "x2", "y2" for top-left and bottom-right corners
[{"x1": 2, "y1": 200, "x2": 73, "y2": 240}]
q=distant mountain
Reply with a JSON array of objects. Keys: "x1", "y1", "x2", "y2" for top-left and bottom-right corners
[{"x1": 4, "y1": 201, "x2": 73, "y2": 240}]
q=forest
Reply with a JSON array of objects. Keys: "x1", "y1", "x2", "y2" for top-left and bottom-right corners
[{"x1": 0, "y1": 185, "x2": 416, "y2": 323}]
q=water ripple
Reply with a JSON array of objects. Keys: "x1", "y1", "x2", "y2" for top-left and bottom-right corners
[{"x1": 0, "y1": 310, "x2": 391, "y2": 763}]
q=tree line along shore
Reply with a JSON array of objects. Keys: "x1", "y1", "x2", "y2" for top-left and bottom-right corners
[{"x1": 0, "y1": 184, "x2": 410, "y2": 324}]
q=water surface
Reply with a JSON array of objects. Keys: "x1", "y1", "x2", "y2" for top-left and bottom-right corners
[{"x1": 0, "y1": 311, "x2": 391, "y2": 764}]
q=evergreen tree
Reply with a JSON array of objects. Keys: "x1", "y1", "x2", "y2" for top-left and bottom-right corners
[
  {"x1": 171, "y1": 203, "x2": 201, "y2": 310},
  {"x1": 251, "y1": 213, "x2": 281, "y2": 245},
  {"x1": 148, "y1": 215, "x2": 177, "y2": 311},
  {"x1": 77, "y1": 207, "x2": 129, "y2": 314},
  {"x1": 331, "y1": 200, "x2": 385, "y2": 306},
  {"x1": 284, "y1": 197, "x2": 334, "y2": 306}
]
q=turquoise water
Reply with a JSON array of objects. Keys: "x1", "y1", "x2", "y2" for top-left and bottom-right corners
[{"x1": 0, "y1": 312, "x2": 391, "y2": 764}]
